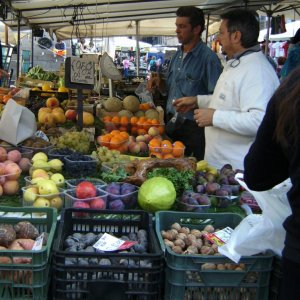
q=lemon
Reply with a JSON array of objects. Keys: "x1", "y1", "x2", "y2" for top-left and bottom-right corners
[
  {"x1": 58, "y1": 87, "x2": 69, "y2": 93},
  {"x1": 42, "y1": 84, "x2": 51, "y2": 91}
]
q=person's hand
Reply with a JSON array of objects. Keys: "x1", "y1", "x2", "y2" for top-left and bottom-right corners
[
  {"x1": 173, "y1": 96, "x2": 197, "y2": 113},
  {"x1": 194, "y1": 108, "x2": 215, "y2": 127}
]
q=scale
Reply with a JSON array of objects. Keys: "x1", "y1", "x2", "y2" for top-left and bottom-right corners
[{"x1": 99, "y1": 52, "x2": 122, "y2": 97}]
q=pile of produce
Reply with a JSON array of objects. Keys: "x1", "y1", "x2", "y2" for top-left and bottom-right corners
[{"x1": 26, "y1": 66, "x2": 59, "y2": 82}]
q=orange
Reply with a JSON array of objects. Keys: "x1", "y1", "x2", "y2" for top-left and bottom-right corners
[
  {"x1": 103, "y1": 115, "x2": 112, "y2": 122},
  {"x1": 161, "y1": 140, "x2": 173, "y2": 154},
  {"x1": 131, "y1": 126, "x2": 138, "y2": 135},
  {"x1": 110, "y1": 136, "x2": 122, "y2": 149},
  {"x1": 139, "y1": 116, "x2": 147, "y2": 123},
  {"x1": 99, "y1": 135, "x2": 111, "y2": 147},
  {"x1": 110, "y1": 129, "x2": 121, "y2": 136},
  {"x1": 139, "y1": 103, "x2": 146, "y2": 110},
  {"x1": 111, "y1": 115, "x2": 120, "y2": 124},
  {"x1": 158, "y1": 126, "x2": 165, "y2": 135},
  {"x1": 150, "y1": 152, "x2": 163, "y2": 159},
  {"x1": 149, "y1": 139, "x2": 161, "y2": 153},
  {"x1": 137, "y1": 128, "x2": 147, "y2": 135},
  {"x1": 143, "y1": 103, "x2": 151, "y2": 110},
  {"x1": 172, "y1": 141, "x2": 185, "y2": 157},
  {"x1": 120, "y1": 116, "x2": 129, "y2": 126},
  {"x1": 130, "y1": 116, "x2": 138, "y2": 125},
  {"x1": 143, "y1": 120, "x2": 153, "y2": 131},
  {"x1": 151, "y1": 119, "x2": 159, "y2": 125},
  {"x1": 120, "y1": 131, "x2": 129, "y2": 139},
  {"x1": 119, "y1": 126, "x2": 128, "y2": 132},
  {"x1": 163, "y1": 153, "x2": 174, "y2": 159}
]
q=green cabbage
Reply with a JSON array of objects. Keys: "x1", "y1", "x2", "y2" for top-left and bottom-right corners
[{"x1": 138, "y1": 177, "x2": 176, "y2": 212}]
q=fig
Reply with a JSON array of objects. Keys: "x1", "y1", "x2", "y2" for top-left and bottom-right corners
[
  {"x1": 106, "y1": 182, "x2": 121, "y2": 195},
  {"x1": 215, "y1": 188, "x2": 230, "y2": 197},
  {"x1": 196, "y1": 184, "x2": 206, "y2": 193},
  {"x1": 204, "y1": 173, "x2": 216, "y2": 183},
  {"x1": 120, "y1": 183, "x2": 135, "y2": 194},
  {"x1": 228, "y1": 175, "x2": 239, "y2": 185},
  {"x1": 108, "y1": 199, "x2": 125, "y2": 210},
  {"x1": 205, "y1": 182, "x2": 220, "y2": 194},
  {"x1": 195, "y1": 194, "x2": 210, "y2": 205},
  {"x1": 219, "y1": 175, "x2": 229, "y2": 185}
]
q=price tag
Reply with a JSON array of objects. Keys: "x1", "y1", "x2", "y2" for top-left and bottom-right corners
[
  {"x1": 32, "y1": 233, "x2": 44, "y2": 251},
  {"x1": 205, "y1": 227, "x2": 234, "y2": 247},
  {"x1": 93, "y1": 233, "x2": 137, "y2": 252},
  {"x1": 70, "y1": 57, "x2": 94, "y2": 85},
  {"x1": 35, "y1": 131, "x2": 49, "y2": 142}
]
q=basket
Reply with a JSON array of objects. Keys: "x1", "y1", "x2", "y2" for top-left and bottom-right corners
[
  {"x1": 155, "y1": 211, "x2": 274, "y2": 300},
  {"x1": 64, "y1": 155, "x2": 97, "y2": 177},
  {"x1": 52, "y1": 209, "x2": 164, "y2": 300},
  {"x1": 0, "y1": 206, "x2": 57, "y2": 300},
  {"x1": 268, "y1": 255, "x2": 282, "y2": 300}
]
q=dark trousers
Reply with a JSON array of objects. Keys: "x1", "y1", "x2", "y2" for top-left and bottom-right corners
[{"x1": 168, "y1": 119, "x2": 205, "y2": 160}]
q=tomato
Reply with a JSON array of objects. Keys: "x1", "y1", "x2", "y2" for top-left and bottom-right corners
[{"x1": 75, "y1": 181, "x2": 97, "y2": 199}]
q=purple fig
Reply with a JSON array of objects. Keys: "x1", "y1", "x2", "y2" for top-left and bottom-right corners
[
  {"x1": 196, "y1": 194, "x2": 210, "y2": 205},
  {"x1": 121, "y1": 183, "x2": 135, "y2": 195},
  {"x1": 215, "y1": 188, "x2": 230, "y2": 197},
  {"x1": 187, "y1": 198, "x2": 199, "y2": 206},
  {"x1": 220, "y1": 185, "x2": 232, "y2": 194},
  {"x1": 228, "y1": 175, "x2": 239, "y2": 185},
  {"x1": 196, "y1": 184, "x2": 206, "y2": 193},
  {"x1": 205, "y1": 182, "x2": 220, "y2": 195},
  {"x1": 108, "y1": 199, "x2": 125, "y2": 210},
  {"x1": 204, "y1": 173, "x2": 216, "y2": 183},
  {"x1": 106, "y1": 183, "x2": 121, "y2": 195},
  {"x1": 219, "y1": 175, "x2": 229, "y2": 185}
]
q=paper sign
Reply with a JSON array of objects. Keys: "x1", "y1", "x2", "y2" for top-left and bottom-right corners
[
  {"x1": 93, "y1": 233, "x2": 137, "y2": 252},
  {"x1": 205, "y1": 227, "x2": 234, "y2": 247},
  {"x1": 70, "y1": 57, "x2": 94, "y2": 85},
  {"x1": 35, "y1": 130, "x2": 49, "y2": 142},
  {"x1": 32, "y1": 233, "x2": 44, "y2": 251}
]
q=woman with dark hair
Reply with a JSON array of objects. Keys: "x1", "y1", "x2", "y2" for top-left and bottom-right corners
[
  {"x1": 280, "y1": 28, "x2": 300, "y2": 79},
  {"x1": 244, "y1": 67, "x2": 300, "y2": 300}
]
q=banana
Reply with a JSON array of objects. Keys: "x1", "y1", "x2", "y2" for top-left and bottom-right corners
[{"x1": 196, "y1": 160, "x2": 209, "y2": 171}]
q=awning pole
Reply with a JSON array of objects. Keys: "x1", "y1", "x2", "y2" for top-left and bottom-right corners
[
  {"x1": 16, "y1": 14, "x2": 21, "y2": 79},
  {"x1": 136, "y1": 20, "x2": 140, "y2": 76},
  {"x1": 265, "y1": 7, "x2": 272, "y2": 56},
  {"x1": 205, "y1": 13, "x2": 210, "y2": 44},
  {"x1": 31, "y1": 30, "x2": 34, "y2": 68}
]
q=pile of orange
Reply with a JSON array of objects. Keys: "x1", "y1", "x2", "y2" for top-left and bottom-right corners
[
  {"x1": 97, "y1": 130, "x2": 129, "y2": 153},
  {"x1": 0, "y1": 92, "x2": 12, "y2": 104},
  {"x1": 148, "y1": 139, "x2": 185, "y2": 159},
  {"x1": 103, "y1": 115, "x2": 164, "y2": 136},
  {"x1": 139, "y1": 102, "x2": 152, "y2": 111}
]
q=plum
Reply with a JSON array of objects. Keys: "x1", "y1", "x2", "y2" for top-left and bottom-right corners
[
  {"x1": 204, "y1": 173, "x2": 216, "y2": 183},
  {"x1": 187, "y1": 197, "x2": 199, "y2": 206},
  {"x1": 106, "y1": 182, "x2": 121, "y2": 195},
  {"x1": 240, "y1": 191, "x2": 256, "y2": 204},
  {"x1": 215, "y1": 188, "x2": 230, "y2": 197},
  {"x1": 109, "y1": 199, "x2": 125, "y2": 210},
  {"x1": 228, "y1": 175, "x2": 239, "y2": 185},
  {"x1": 219, "y1": 175, "x2": 229, "y2": 185},
  {"x1": 220, "y1": 164, "x2": 233, "y2": 174},
  {"x1": 195, "y1": 194, "x2": 210, "y2": 205},
  {"x1": 121, "y1": 183, "x2": 136, "y2": 194},
  {"x1": 205, "y1": 182, "x2": 220, "y2": 195},
  {"x1": 196, "y1": 184, "x2": 206, "y2": 193}
]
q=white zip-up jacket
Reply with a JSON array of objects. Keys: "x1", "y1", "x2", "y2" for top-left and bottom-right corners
[{"x1": 197, "y1": 51, "x2": 280, "y2": 169}]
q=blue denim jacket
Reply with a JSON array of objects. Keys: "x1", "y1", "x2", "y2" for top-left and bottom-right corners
[{"x1": 166, "y1": 41, "x2": 222, "y2": 120}]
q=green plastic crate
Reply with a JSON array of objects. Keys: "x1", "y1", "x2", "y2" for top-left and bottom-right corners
[
  {"x1": 0, "y1": 206, "x2": 57, "y2": 300},
  {"x1": 155, "y1": 211, "x2": 274, "y2": 300}
]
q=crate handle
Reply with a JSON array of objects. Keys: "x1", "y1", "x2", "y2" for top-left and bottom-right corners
[{"x1": 179, "y1": 217, "x2": 215, "y2": 226}]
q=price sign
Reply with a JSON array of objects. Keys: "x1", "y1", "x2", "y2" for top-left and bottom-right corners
[{"x1": 70, "y1": 57, "x2": 94, "y2": 85}]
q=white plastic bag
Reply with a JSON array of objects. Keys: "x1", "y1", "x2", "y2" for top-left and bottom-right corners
[
  {"x1": 219, "y1": 173, "x2": 292, "y2": 263},
  {"x1": 135, "y1": 82, "x2": 154, "y2": 104}
]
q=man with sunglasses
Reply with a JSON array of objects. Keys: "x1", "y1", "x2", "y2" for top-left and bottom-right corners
[
  {"x1": 174, "y1": 9, "x2": 279, "y2": 169},
  {"x1": 148, "y1": 6, "x2": 222, "y2": 160}
]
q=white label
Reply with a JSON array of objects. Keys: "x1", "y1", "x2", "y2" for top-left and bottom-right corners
[
  {"x1": 70, "y1": 57, "x2": 94, "y2": 85},
  {"x1": 32, "y1": 233, "x2": 44, "y2": 251},
  {"x1": 35, "y1": 131, "x2": 49, "y2": 142},
  {"x1": 205, "y1": 227, "x2": 234, "y2": 246},
  {"x1": 92, "y1": 233, "x2": 137, "y2": 252}
]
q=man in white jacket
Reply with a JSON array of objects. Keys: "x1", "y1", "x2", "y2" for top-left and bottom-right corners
[{"x1": 173, "y1": 9, "x2": 279, "y2": 169}]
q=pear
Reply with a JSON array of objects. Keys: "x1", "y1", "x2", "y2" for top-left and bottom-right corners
[
  {"x1": 31, "y1": 177, "x2": 48, "y2": 185},
  {"x1": 37, "y1": 179, "x2": 59, "y2": 195},
  {"x1": 32, "y1": 169, "x2": 49, "y2": 179},
  {"x1": 32, "y1": 160, "x2": 51, "y2": 171},
  {"x1": 32, "y1": 152, "x2": 48, "y2": 163},
  {"x1": 50, "y1": 173, "x2": 65, "y2": 188},
  {"x1": 48, "y1": 159, "x2": 63, "y2": 172},
  {"x1": 23, "y1": 186, "x2": 39, "y2": 203},
  {"x1": 34, "y1": 197, "x2": 51, "y2": 208},
  {"x1": 50, "y1": 196, "x2": 63, "y2": 210}
]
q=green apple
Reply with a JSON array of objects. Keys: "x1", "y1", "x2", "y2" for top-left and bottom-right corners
[
  {"x1": 32, "y1": 169, "x2": 49, "y2": 179},
  {"x1": 37, "y1": 179, "x2": 59, "y2": 195},
  {"x1": 23, "y1": 186, "x2": 39, "y2": 203},
  {"x1": 48, "y1": 159, "x2": 63, "y2": 172},
  {"x1": 50, "y1": 196, "x2": 63, "y2": 210},
  {"x1": 34, "y1": 197, "x2": 50, "y2": 208},
  {"x1": 32, "y1": 152, "x2": 48, "y2": 163},
  {"x1": 51, "y1": 173, "x2": 65, "y2": 188}
]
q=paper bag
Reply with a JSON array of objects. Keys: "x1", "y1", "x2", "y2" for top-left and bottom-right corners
[{"x1": 0, "y1": 99, "x2": 37, "y2": 145}]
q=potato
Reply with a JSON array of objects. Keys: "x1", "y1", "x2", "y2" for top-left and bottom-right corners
[
  {"x1": 171, "y1": 222, "x2": 181, "y2": 231},
  {"x1": 191, "y1": 239, "x2": 203, "y2": 250},
  {"x1": 174, "y1": 239, "x2": 185, "y2": 249},
  {"x1": 172, "y1": 245, "x2": 183, "y2": 254},
  {"x1": 200, "y1": 245, "x2": 215, "y2": 255},
  {"x1": 164, "y1": 239, "x2": 174, "y2": 248},
  {"x1": 217, "y1": 264, "x2": 226, "y2": 270},
  {"x1": 177, "y1": 233, "x2": 187, "y2": 241},
  {"x1": 203, "y1": 225, "x2": 215, "y2": 233},
  {"x1": 201, "y1": 263, "x2": 217, "y2": 270},
  {"x1": 190, "y1": 229, "x2": 202, "y2": 239},
  {"x1": 184, "y1": 245, "x2": 198, "y2": 254},
  {"x1": 179, "y1": 227, "x2": 190, "y2": 235}
]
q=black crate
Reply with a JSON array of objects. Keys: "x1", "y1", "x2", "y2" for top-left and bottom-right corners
[
  {"x1": 269, "y1": 256, "x2": 282, "y2": 300},
  {"x1": 52, "y1": 209, "x2": 164, "y2": 300}
]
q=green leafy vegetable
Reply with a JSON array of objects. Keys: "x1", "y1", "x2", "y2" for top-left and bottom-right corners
[
  {"x1": 147, "y1": 167, "x2": 194, "y2": 194},
  {"x1": 100, "y1": 167, "x2": 128, "y2": 183}
]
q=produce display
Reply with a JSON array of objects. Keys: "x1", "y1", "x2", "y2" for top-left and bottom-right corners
[
  {"x1": 64, "y1": 153, "x2": 97, "y2": 177},
  {"x1": 26, "y1": 66, "x2": 59, "y2": 82}
]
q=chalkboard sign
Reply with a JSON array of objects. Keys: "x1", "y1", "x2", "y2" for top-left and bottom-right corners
[{"x1": 70, "y1": 57, "x2": 94, "y2": 85}]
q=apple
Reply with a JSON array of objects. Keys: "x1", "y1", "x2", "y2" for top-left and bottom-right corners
[
  {"x1": 148, "y1": 126, "x2": 160, "y2": 137},
  {"x1": 46, "y1": 97, "x2": 59, "y2": 108},
  {"x1": 34, "y1": 197, "x2": 51, "y2": 208},
  {"x1": 144, "y1": 134, "x2": 152, "y2": 143},
  {"x1": 37, "y1": 179, "x2": 59, "y2": 195},
  {"x1": 73, "y1": 201, "x2": 90, "y2": 217},
  {"x1": 136, "y1": 135, "x2": 146, "y2": 143},
  {"x1": 50, "y1": 196, "x2": 63, "y2": 210},
  {"x1": 0, "y1": 185, "x2": 3, "y2": 196},
  {"x1": 51, "y1": 173, "x2": 65, "y2": 187},
  {"x1": 75, "y1": 181, "x2": 96, "y2": 199},
  {"x1": 3, "y1": 180, "x2": 19, "y2": 195},
  {"x1": 65, "y1": 109, "x2": 77, "y2": 121},
  {"x1": 23, "y1": 186, "x2": 39, "y2": 203},
  {"x1": 128, "y1": 142, "x2": 140, "y2": 154},
  {"x1": 138, "y1": 141, "x2": 148, "y2": 154},
  {"x1": 89, "y1": 197, "x2": 106, "y2": 210},
  {"x1": 128, "y1": 136, "x2": 136, "y2": 143}
]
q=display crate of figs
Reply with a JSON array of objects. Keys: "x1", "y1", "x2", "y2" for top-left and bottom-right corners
[
  {"x1": 155, "y1": 211, "x2": 274, "y2": 300},
  {"x1": 64, "y1": 153, "x2": 97, "y2": 177},
  {"x1": 52, "y1": 209, "x2": 164, "y2": 300},
  {"x1": 0, "y1": 206, "x2": 57, "y2": 300}
]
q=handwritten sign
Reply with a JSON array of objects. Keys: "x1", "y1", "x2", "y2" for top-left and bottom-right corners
[{"x1": 70, "y1": 57, "x2": 94, "y2": 85}]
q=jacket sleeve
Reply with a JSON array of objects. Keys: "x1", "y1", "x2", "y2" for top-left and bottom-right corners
[{"x1": 244, "y1": 98, "x2": 289, "y2": 191}]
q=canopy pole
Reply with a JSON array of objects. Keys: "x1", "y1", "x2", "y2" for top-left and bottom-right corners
[
  {"x1": 31, "y1": 30, "x2": 34, "y2": 68},
  {"x1": 265, "y1": 7, "x2": 272, "y2": 56},
  {"x1": 136, "y1": 20, "x2": 140, "y2": 77},
  {"x1": 4, "y1": 25, "x2": 8, "y2": 45},
  {"x1": 205, "y1": 13, "x2": 210, "y2": 44},
  {"x1": 16, "y1": 14, "x2": 21, "y2": 79}
]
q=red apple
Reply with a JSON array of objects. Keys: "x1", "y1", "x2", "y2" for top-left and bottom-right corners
[
  {"x1": 136, "y1": 135, "x2": 146, "y2": 143},
  {"x1": 148, "y1": 126, "x2": 159, "y2": 137},
  {"x1": 138, "y1": 141, "x2": 148, "y2": 154},
  {"x1": 128, "y1": 142, "x2": 141, "y2": 154},
  {"x1": 89, "y1": 197, "x2": 106, "y2": 209},
  {"x1": 65, "y1": 109, "x2": 77, "y2": 121},
  {"x1": 75, "y1": 181, "x2": 97, "y2": 199},
  {"x1": 46, "y1": 97, "x2": 59, "y2": 108}
]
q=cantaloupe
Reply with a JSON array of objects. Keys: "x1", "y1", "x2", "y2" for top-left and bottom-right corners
[{"x1": 123, "y1": 95, "x2": 140, "y2": 112}]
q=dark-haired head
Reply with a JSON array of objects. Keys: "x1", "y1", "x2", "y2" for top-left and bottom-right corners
[
  {"x1": 290, "y1": 28, "x2": 300, "y2": 44},
  {"x1": 176, "y1": 6, "x2": 205, "y2": 35},
  {"x1": 220, "y1": 9, "x2": 259, "y2": 48}
]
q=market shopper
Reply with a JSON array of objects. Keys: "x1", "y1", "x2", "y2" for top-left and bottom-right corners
[
  {"x1": 122, "y1": 56, "x2": 130, "y2": 81},
  {"x1": 280, "y1": 28, "x2": 300, "y2": 80},
  {"x1": 243, "y1": 67, "x2": 300, "y2": 300},
  {"x1": 147, "y1": 6, "x2": 222, "y2": 160},
  {"x1": 173, "y1": 9, "x2": 279, "y2": 169}
]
